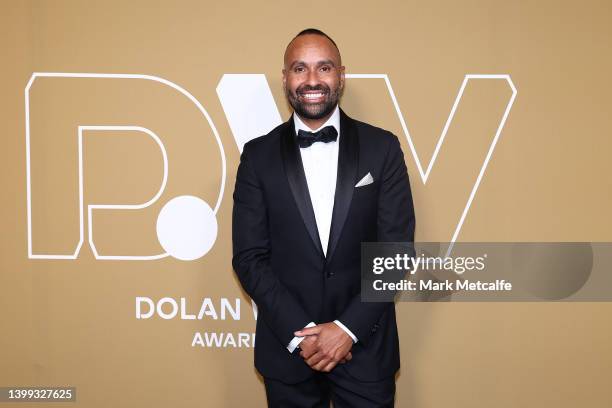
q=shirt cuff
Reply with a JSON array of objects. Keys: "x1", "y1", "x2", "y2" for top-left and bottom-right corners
[
  {"x1": 333, "y1": 320, "x2": 358, "y2": 343},
  {"x1": 287, "y1": 322, "x2": 316, "y2": 353}
]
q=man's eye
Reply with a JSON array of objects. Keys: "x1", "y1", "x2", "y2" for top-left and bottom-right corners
[
  {"x1": 320, "y1": 66, "x2": 331, "y2": 72},
  {"x1": 294, "y1": 67, "x2": 305, "y2": 73}
]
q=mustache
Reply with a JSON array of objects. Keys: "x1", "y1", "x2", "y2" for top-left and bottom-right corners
[{"x1": 296, "y1": 85, "x2": 330, "y2": 95}]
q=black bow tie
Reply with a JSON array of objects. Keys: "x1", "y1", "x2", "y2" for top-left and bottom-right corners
[{"x1": 296, "y1": 126, "x2": 338, "y2": 148}]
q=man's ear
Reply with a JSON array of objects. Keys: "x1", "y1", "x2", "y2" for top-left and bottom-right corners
[
  {"x1": 339, "y1": 66, "x2": 346, "y2": 91},
  {"x1": 282, "y1": 68, "x2": 287, "y2": 89}
]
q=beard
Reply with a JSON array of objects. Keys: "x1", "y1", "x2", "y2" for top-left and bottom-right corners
[{"x1": 285, "y1": 83, "x2": 341, "y2": 120}]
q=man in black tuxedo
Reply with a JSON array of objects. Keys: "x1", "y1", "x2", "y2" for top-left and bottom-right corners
[{"x1": 232, "y1": 28, "x2": 415, "y2": 407}]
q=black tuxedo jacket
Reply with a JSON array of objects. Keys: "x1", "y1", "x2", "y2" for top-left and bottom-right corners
[{"x1": 232, "y1": 108, "x2": 415, "y2": 383}]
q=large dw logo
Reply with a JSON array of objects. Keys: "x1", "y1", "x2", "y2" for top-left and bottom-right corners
[{"x1": 25, "y1": 72, "x2": 516, "y2": 261}]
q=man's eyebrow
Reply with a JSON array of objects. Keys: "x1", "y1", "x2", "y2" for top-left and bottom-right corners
[
  {"x1": 289, "y1": 59, "x2": 337, "y2": 69},
  {"x1": 289, "y1": 60, "x2": 306, "y2": 69},
  {"x1": 316, "y1": 59, "x2": 337, "y2": 67}
]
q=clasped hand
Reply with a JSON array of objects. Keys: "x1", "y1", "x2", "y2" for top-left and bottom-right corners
[{"x1": 294, "y1": 322, "x2": 353, "y2": 372}]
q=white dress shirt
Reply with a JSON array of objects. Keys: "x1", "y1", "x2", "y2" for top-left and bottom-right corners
[{"x1": 286, "y1": 105, "x2": 358, "y2": 353}]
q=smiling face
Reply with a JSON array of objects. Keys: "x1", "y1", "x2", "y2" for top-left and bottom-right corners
[{"x1": 283, "y1": 33, "x2": 345, "y2": 129}]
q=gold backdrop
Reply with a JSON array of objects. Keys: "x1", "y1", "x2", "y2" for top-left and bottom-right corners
[{"x1": 1, "y1": 0, "x2": 611, "y2": 407}]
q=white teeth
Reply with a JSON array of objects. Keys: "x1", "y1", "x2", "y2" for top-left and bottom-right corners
[{"x1": 303, "y1": 93, "x2": 324, "y2": 99}]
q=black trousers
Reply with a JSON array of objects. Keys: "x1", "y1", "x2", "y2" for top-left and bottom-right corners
[{"x1": 263, "y1": 366, "x2": 395, "y2": 408}]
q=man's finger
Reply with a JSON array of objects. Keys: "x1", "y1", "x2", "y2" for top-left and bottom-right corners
[
  {"x1": 314, "y1": 358, "x2": 334, "y2": 372},
  {"x1": 322, "y1": 361, "x2": 337, "y2": 372},
  {"x1": 313, "y1": 358, "x2": 328, "y2": 371},
  {"x1": 338, "y1": 350, "x2": 353, "y2": 364},
  {"x1": 300, "y1": 347, "x2": 316, "y2": 360},
  {"x1": 294, "y1": 326, "x2": 322, "y2": 337},
  {"x1": 306, "y1": 351, "x2": 324, "y2": 367}
]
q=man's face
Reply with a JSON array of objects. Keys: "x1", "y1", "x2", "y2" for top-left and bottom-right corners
[{"x1": 283, "y1": 34, "x2": 345, "y2": 120}]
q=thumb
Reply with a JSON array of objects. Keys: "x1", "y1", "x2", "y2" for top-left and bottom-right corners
[{"x1": 294, "y1": 325, "x2": 321, "y2": 337}]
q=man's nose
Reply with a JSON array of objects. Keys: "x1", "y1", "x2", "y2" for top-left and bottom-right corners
[{"x1": 305, "y1": 69, "x2": 320, "y2": 87}]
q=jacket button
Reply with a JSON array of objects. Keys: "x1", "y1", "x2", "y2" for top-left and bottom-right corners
[{"x1": 326, "y1": 271, "x2": 335, "y2": 278}]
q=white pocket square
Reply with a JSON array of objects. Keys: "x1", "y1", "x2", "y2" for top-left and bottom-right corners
[{"x1": 355, "y1": 172, "x2": 374, "y2": 187}]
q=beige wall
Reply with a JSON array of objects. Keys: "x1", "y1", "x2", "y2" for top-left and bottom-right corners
[{"x1": 1, "y1": 0, "x2": 611, "y2": 406}]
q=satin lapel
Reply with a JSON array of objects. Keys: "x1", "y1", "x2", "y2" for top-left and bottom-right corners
[
  {"x1": 326, "y1": 109, "x2": 359, "y2": 262},
  {"x1": 281, "y1": 115, "x2": 325, "y2": 257}
]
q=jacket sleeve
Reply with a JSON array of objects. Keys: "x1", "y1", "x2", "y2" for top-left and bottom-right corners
[
  {"x1": 232, "y1": 142, "x2": 313, "y2": 347},
  {"x1": 337, "y1": 133, "x2": 416, "y2": 346}
]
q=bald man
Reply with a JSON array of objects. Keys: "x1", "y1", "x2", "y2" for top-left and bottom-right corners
[{"x1": 232, "y1": 28, "x2": 415, "y2": 407}]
